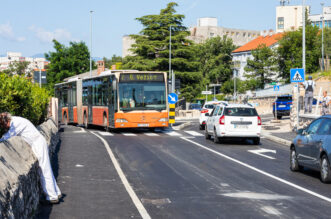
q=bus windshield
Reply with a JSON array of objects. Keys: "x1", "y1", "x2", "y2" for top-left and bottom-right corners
[{"x1": 119, "y1": 82, "x2": 166, "y2": 111}]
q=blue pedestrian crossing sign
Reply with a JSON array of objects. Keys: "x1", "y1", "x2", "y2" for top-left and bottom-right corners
[
  {"x1": 290, "y1": 68, "x2": 305, "y2": 82},
  {"x1": 168, "y1": 93, "x2": 178, "y2": 104},
  {"x1": 274, "y1": 85, "x2": 280, "y2": 91}
]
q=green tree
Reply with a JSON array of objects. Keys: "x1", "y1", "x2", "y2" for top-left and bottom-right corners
[
  {"x1": 45, "y1": 40, "x2": 94, "y2": 87},
  {"x1": 123, "y1": 2, "x2": 198, "y2": 72},
  {"x1": 197, "y1": 36, "x2": 236, "y2": 84},
  {"x1": 277, "y1": 23, "x2": 321, "y2": 80},
  {"x1": 5, "y1": 61, "x2": 31, "y2": 76},
  {"x1": 245, "y1": 45, "x2": 278, "y2": 89},
  {"x1": 103, "y1": 55, "x2": 123, "y2": 69}
]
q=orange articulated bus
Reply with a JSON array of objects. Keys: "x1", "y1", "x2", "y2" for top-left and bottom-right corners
[{"x1": 55, "y1": 70, "x2": 169, "y2": 130}]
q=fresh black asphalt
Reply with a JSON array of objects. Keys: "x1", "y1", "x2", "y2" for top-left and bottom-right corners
[{"x1": 36, "y1": 121, "x2": 331, "y2": 218}]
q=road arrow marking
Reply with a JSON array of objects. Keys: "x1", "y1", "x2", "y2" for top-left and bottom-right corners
[{"x1": 248, "y1": 148, "x2": 276, "y2": 160}]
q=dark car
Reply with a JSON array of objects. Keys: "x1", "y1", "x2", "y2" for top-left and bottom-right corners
[
  {"x1": 273, "y1": 95, "x2": 292, "y2": 119},
  {"x1": 189, "y1": 103, "x2": 202, "y2": 110},
  {"x1": 290, "y1": 115, "x2": 331, "y2": 183}
]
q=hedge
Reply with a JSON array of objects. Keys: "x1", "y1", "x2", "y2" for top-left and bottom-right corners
[{"x1": 0, "y1": 73, "x2": 50, "y2": 134}]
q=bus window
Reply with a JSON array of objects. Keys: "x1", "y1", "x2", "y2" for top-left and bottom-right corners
[
  {"x1": 71, "y1": 84, "x2": 77, "y2": 106},
  {"x1": 61, "y1": 89, "x2": 68, "y2": 106}
]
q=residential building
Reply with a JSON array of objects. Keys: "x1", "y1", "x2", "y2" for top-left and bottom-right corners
[
  {"x1": 276, "y1": 5, "x2": 310, "y2": 33},
  {"x1": 0, "y1": 52, "x2": 47, "y2": 75},
  {"x1": 310, "y1": 6, "x2": 331, "y2": 28},
  {"x1": 122, "y1": 17, "x2": 260, "y2": 57},
  {"x1": 232, "y1": 31, "x2": 283, "y2": 80}
]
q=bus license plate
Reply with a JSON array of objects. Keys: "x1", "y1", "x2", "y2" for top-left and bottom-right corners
[
  {"x1": 234, "y1": 125, "x2": 248, "y2": 129},
  {"x1": 278, "y1": 105, "x2": 286, "y2": 108},
  {"x1": 138, "y1": 124, "x2": 149, "y2": 127}
]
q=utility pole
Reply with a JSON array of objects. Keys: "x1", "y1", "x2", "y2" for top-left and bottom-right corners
[
  {"x1": 321, "y1": 2, "x2": 325, "y2": 72},
  {"x1": 169, "y1": 25, "x2": 172, "y2": 93},
  {"x1": 90, "y1": 10, "x2": 94, "y2": 78}
]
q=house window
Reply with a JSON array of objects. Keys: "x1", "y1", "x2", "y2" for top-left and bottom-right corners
[
  {"x1": 210, "y1": 32, "x2": 215, "y2": 37},
  {"x1": 278, "y1": 17, "x2": 284, "y2": 29}
]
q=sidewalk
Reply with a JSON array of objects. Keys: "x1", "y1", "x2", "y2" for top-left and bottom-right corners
[{"x1": 261, "y1": 117, "x2": 296, "y2": 146}]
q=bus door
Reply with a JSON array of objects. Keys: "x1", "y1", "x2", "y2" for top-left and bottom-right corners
[
  {"x1": 108, "y1": 77, "x2": 116, "y2": 127},
  {"x1": 68, "y1": 86, "x2": 74, "y2": 122},
  {"x1": 88, "y1": 86, "x2": 93, "y2": 123}
]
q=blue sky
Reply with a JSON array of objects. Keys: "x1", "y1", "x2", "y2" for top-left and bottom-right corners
[{"x1": 0, "y1": 0, "x2": 328, "y2": 58}]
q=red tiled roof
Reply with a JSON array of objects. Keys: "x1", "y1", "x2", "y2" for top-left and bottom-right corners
[{"x1": 232, "y1": 33, "x2": 284, "y2": 53}]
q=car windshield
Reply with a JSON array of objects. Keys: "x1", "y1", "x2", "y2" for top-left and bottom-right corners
[
  {"x1": 224, "y1": 107, "x2": 258, "y2": 117},
  {"x1": 204, "y1": 104, "x2": 215, "y2": 109},
  {"x1": 277, "y1": 96, "x2": 292, "y2": 101},
  {"x1": 190, "y1": 104, "x2": 201, "y2": 109},
  {"x1": 119, "y1": 82, "x2": 166, "y2": 111}
]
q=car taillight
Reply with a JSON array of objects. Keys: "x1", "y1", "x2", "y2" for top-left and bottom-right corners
[
  {"x1": 201, "y1": 109, "x2": 208, "y2": 113},
  {"x1": 257, "y1": 116, "x2": 262, "y2": 126},
  {"x1": 272, "y1": 102, "x2": 275, "y2": 105},
  {"x1": 219, "y1": 115, "x2": 225, "y2": 125}
]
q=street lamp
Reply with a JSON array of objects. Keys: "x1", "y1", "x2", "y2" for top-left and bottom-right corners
[
  {"x1": 90, "y1": 10, "x2": 94, "y2": 78},
  {"x1": 321, "y1": 2, "x2": 325, "y2": 72},
  {"x1": 302, "y1": 0, "x2": 306, "y2": 72}
]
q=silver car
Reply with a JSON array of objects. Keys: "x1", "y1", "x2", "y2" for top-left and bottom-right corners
[{"x1": 290, "y1": 115, "x2": 331, "y2": 183}]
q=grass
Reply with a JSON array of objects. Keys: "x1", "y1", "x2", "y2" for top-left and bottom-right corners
[{"x1": 308, "y1": 69, "x2": 331, "y2": 80}]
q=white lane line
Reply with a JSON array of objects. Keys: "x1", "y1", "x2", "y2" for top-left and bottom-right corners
[
  {"x1": 122, "y1": 133, "x2": 137, "y2": 136},
  {"x1": 165, "y1": 131, "x2": 182, "y2": 136},
  {"x1": 181, "y1": 137, "x2": 331, "y2": 204},
  {"x1": 98, "y1": 131, "x2": 114, "y2": 136},
  {"x1": 184, "y1": 131, "x2": 204, "y2": 136},
  {"x1": 91, "y1": 132, "x2": 151, "y2": 219},
  {"x1": 248, "y1": 148, "x2": 276, "y2": 160},
  {"x1": 144, "y1": 133, "x2": 159, "y2": 136}
]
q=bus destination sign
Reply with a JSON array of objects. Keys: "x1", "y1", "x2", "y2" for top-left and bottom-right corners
[{"x1": 120, "y1": 73, "x2": 164, "y2": 82}]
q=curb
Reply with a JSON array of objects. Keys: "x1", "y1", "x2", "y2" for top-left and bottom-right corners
[
  {"x1": 261, "y1": 131, "x2": 292, "y2": 147},
  {"x1": 172, "y1": 121, "x2": 191, "y2": 130}
]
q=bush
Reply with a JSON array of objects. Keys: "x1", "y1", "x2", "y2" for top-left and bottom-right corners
[{"x1": 0, "y1": 73, "x2": 50, "y2": 130}]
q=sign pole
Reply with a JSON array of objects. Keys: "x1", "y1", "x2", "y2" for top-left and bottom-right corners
[
  {"x1": 297, "y1": 82, "x2": 299, "y2": 130},
  {"x1": 275, "y1": 93, "x2": 278, "y2": 120},
  {"x1": 205, "y1": 85, "x2": 207, "y2": 102}
]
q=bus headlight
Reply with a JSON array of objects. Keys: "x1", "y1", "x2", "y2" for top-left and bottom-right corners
[
  {"x1": 159, "y1": 118, "x2": 168, "y2": 122},
  {"x1": 116, "y1": 119, "x2": 128, "y2": 123}
]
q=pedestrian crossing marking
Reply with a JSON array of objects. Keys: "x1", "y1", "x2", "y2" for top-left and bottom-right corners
[
  {"x1": 98, "y1": 132, "x2": 114, "y2": 136},
  {"x1": 293, "y1": 71, "x2": 303, "y2": 81},
  {"x1": 122, "y1": 133, "x2": 137, "y2": 136},
  {"x1": 144, "y1": 133, "x2": 159, "y2": 136},
  {"x1": 165, "y1": 131, "x2": 182, "y2": 136},
  {"x1": 184, "y1": 131, "x2": 204, "y2": 136}
]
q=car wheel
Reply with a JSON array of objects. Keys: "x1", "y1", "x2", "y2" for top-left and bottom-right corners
[
  {"x1": 199, "y1": 124, "x2": 204, "y2": 130},
  {"x1": 277, "y1": 115, "x2": 282, "y2": 120},
  {"x1": 253, "y1": 137, "x2": 260, "y2": 145},
  {"x1": 290, "y1": 148, "x2": 300, "y2": 171},
  {"x1": 205, "y1": 128, "x2": 211, "y2": 140},
  {"x1": 320, "y1": 155, "x2": 331, "y2": 183},
  {"x1": 213, "y1": 128, "x2": 220, "y2": 144}
]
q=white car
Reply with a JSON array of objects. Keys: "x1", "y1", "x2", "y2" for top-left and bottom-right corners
[
  {"x1": 205, "y1": 104, "x2": 262, "y2": 144},
  {"x1": 199, "y1": 101, "x2": 227, "y2": 130}
]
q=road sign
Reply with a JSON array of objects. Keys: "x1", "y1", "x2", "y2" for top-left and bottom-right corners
[
  {"x1": 273, "y1": 85, "x2": 280, "y2": 91},
  {"x1": 201, "y1": 91, "x2": 212, "y2": 95},
  {"x1": 168, "y1": 93, "x2": 178, "y2": 104},
  {"x1": 290, "y1": 68, "x2": 305, "y2": 82},
  {"x1": 169, "y1": 104, "x2": 175, "y2": 124}
]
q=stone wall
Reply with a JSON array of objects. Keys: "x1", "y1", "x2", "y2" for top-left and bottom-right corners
[
  {"x1": 0, "y1": 119, "x2": 59, "y2": 219},
  {"x1": 250, "y1": 96, "x2": 276, "y2": 115}
]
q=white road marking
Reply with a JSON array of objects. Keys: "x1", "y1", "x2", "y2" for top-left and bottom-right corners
[
  {"x1": 144, "y1": 133, "x2": 159, "y2": 136},
  {"x1": 184, "y1": 131, "x2": 204, "y2": 136},
  {"x1": 91, "y1": 132, "x2": 151, "y2": 219},
  {"x1": 122, "y1": 133, "x2": 137, "y2": 136},
  {"x1": 98, "y1": 131, "x2": 114, "y2": 136},
  {"x1": 165, "y1": 131, "x2": 182, "y2": 136},
  {"x1": 261, "y1": 206, "x2": 282, "y2": 216},
  {"x1": 248, "y1": 148, "x2": 276, "y2": 160},
  {"x1": 73, "y1": 128, "x2": 86, "y2": 133},
  {"x1": 220, "y1": 183, "x2": 229, "y2": 187},
  {"x1": 181, "y1": 137, "x2": 331, "y2": 204},
  {"x1": 75, "y1": 164, "x2": 84, "y2": 167},
  {"x1": 222, "y1": 192, "x2": 291, "y2": 200}
]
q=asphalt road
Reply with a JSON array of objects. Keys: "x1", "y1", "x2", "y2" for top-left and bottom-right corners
[{"x1": 36, "y1": 121, "x2": 331, "y2": 219}]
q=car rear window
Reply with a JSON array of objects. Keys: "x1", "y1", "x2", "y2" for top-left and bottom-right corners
[
  {"x1": 224, "y1": 107, "x2": 258, "y2": 117},
  {"x1": 204, "y1": 104, "x2": 215, "y2": 109},
  {"x1": 277, "y1": 96, "x2": 292, "y2": 101}
]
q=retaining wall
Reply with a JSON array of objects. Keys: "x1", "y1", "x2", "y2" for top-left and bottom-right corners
[{"x1": 0, "y1": 119, "x2": 59, "y2": 219}]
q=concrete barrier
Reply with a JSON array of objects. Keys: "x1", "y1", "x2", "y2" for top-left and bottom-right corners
[{"x1": 0, "y1": 119, "x2": 59, "y2": 219}]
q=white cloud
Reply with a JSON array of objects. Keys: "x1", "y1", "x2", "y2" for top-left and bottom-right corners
[
  {"x1": 29, "y1": 25, "x2": 73, "y2": 43},
  {"x1": 0, "y1": 23, "x2": 26, "y2": 42}
]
